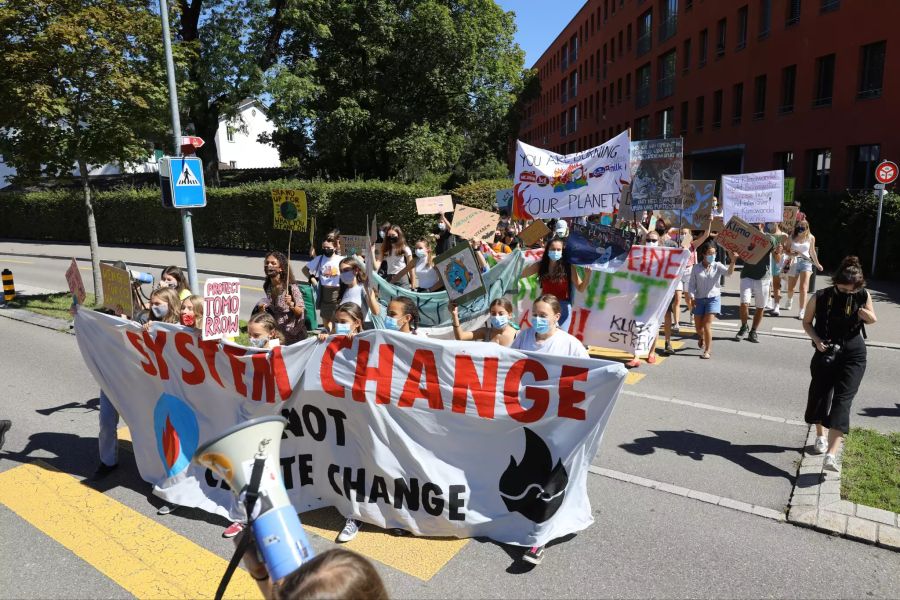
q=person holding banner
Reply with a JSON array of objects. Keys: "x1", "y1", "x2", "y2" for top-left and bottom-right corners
[
  {"x1": 259, "y1": 251, "x2": 307, "y2": 344},
  {"x1": 520, "y1": 238, "x2": 590, "y2": 329},
  {"x1": 380, "y1": 225, "x2": 416, "y2": 290},
  {"x1": 689, "y1": 241, "x2": 736, "y2": 359},
  {"x1": 179, "y1": 294, "x2": 204, "y2": 330},
  {"x1": 449, "y1": 298, "x2": 518, "y2": 346},
  {"x1": 304, "y1": 232, "x2": 345, "y2": 329},
  {"x1": 661, "y1": 227, "x2": 710, "y2": 354},
  {"x1": 142, "y1": 287, "x2": 181, "y2": 332},
  {"x1": 335, "y1": 257, "x2": 378, "y2": 321},
  {"x1": 784, "y1": 221, "x2": 823, "y2": 320},
  {"x1": 248, "y1": 312, "x2": 285, "y2": 349}
]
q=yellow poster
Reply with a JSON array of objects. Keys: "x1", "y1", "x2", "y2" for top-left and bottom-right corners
[{"x1": 272, "y1": 189, "x2": 308, "y2": 231}]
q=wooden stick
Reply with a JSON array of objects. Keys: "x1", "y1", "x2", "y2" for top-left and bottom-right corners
[{"x1": 285, "y1": 228, "x2": 293, "y2": 301}]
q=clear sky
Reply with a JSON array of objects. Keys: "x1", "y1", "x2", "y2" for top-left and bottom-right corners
[{"x1": 497, "y1": 0, "x2": 587, "y2": 68}]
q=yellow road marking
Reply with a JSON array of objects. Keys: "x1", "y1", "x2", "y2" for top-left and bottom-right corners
[
  {"x1": 0, "y1": 461, "x2": 262, "y2": 599},
  {"x1": 300, "y1": 507, "x2": 467, "y2": 581},
  {"x1": 79, "y1": 267, "x2": 92, "y2": 272},
  {"x1": 118, "y1": 426, "x2": 132, "y2": 443},
  {"x1": 243, "y1": 285, "x2": 264, "y2": 292},
  {"x1": 625, "y1": 372, "x2": 646, "y2": 385},
  {"x1": 2, "y1": 258, "x2": 33, "y2": 264}
]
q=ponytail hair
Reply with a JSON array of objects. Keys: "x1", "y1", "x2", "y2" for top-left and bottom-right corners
[{"x1": 832, "y1": 256, "x2": 865, "y2": 289}]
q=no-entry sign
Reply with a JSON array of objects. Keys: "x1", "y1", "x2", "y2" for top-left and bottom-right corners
[{"x1": 875, "y1": 160, "x2": 898, "y2": 185}]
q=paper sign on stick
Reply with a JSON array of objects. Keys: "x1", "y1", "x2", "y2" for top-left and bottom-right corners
[
  {"x1": 629, "y1": 138, "x2": 684, "y2": 211},
  {"x1": 272, "y1": 189, "x2": 308, "y2": 231},
  {"x1": 434, "y1": 242, "x2": 486, "y2": 306},
  {"x1": 100, "y1": 263, "x2": 133, "y2": 317},
  {"x1": 718, "y1": 216, "x2": 773, "y2": 264},
  {"x1": 518, "y1": 220, "x2": 551, "y2": 246},
  {"x1": 722, "y1": 170, "x2": 784, "y2": 224},
  {"x1": 65, "y1": 258, "x2": 86, "y2": 305},
  {"x1": 415, "y1": 195, "x2": 453, "y2": 215},
  {"x1": 341, "y1": 235, "x2": 368, "y2": 257},
  {"x1": 202, "y1": 277, "x2": 241, "y2": 341},
  {"x1": 450, "y1": 204, "x2": 500, "y2": 241}
]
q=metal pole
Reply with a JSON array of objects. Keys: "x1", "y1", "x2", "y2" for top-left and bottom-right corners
[
  {"x1": 159, "y1": 0, "x2": 199, "y2": 293},
  {"x1": 872, "y1": 186, "x2": 885, "y2": 275}
]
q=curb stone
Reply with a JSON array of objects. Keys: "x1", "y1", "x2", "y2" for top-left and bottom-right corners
[
  {"x1": 787, "y1": 425, "x2": 900, "y2": 551},
  {"x1": 0, "y1": 306, "x2": 74, "y2": 335}
]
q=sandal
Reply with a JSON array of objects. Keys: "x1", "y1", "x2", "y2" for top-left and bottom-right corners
[{"x1": 700, "y1": 352, "x2": 711, "y2": 360}]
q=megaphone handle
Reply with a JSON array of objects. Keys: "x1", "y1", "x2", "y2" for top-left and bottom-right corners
[{"x1": 214, "y1": 456, "x2": 268, "y2": 600}]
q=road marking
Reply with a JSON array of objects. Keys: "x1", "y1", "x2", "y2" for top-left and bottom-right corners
[
  {"x1": 772, "y1": 327, "x2": 805, "y2": 334},
  {"x1": 620, "y1": 390, "x2": 807, "y2": 426},
  {"x1": 299, "y1": 507, "x2": 468, "y2": 581},
  {"x1": 243, "y1": 285, "x2": 264, "y2": 292},
  {"x1": 625, "y1": 372, "x2": 646, "y2": 385},
  {"x1": 79, "y1": 267, "x2": 92, "y2": 272},
  {"x1": 0, "y1": 461, "x2": 262, "y2": 599},
  {"x1": 2, "y1": 258, "x2": 33, "y2": 264}
]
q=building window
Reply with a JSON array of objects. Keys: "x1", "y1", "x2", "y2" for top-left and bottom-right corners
[
  {"x1": 570, "y1": 71, "x2": 578, "y2": 100},
  {"x1": 754, "y1": 74, "x2": 767, "y2": 119},
  {"x1": 625, "y1": 73, "x2": 632, "y2": 98},
  {"x1": 617, "y1": 78, "x2": 623, "y2": 103},
  {"x1": 561, "y1": 77, "x2": 568, "y2": 103},
  {"x1": 699, "y1": 29, "x2": 708, "y2": 66},
  {"x1": 619, "y1": 31, "x2": 624, "y2": 55},
  {"x1": 611, "y1": 37, "x2": 616, "y2": 62},
  {"x1": 716, "y1": 18, "x2": 727, "y2": 57},
  {"x1": 683, "y1": 38, "x2": 692, "y2": 72},
  {"x1": 226, "y1": 126, "x2": 235, "y2": 142},
  {"x1": 848, "y1": 144, "x2": 880, "y2": 189},
  {"x1": 779, "y1": 65, "x2": 796, "y2": 114},
  {"x1": 680, "y1": 101, "x2": 689, "y2": 135},
  {"x1": 737, "y1": 6, "x2": 748, "y2": 50},
  {"x1": 813, "y1": 53, "x2": 835, "y2": 107},
  {"x1": 636, "y1": 63, "x2": 651, "y2": 108},
  {"x1": 561, "y1": 43, "x2": 568, "y2": 71},
  {"x1": 732, "y1": 82, "x2": 744, "y2": 124},
  {"x1": 604, "y1": 0, "x2": 609, "y2": 21},
  {"x1": 695, "y1": 95, "x2": 705, "y2": 132},
  {"x1": 759, "y1": 0, "x2": 771, "y2": 38},
  {"x1": 657, "y1": 50, "x2": 676, "y2": 99},
  {"x1": 786, "y1": 0, "x2": 801, "y2": 25},
  {"x1": 858, "y1": 41, "x2": 886, "y2": 99},
  {"x1": 774, "y1": 151, "x2": 794, "y2": 176},
  {"x1": 686, "y1": 0, "x2": 693, "y2": 10},
  {"x1": 712, "y1": 89, "x2": 723, "y2": 128},
  {"x1": 570, "y1": 34, "x2": 578, "y2": 63},
  {"x1": 635, "y1": 115, "x2": 651, "y2": 141},
  {"x1": 820, "y1": 0, "x2": 839, "y2": 13},
  {"x1": 660, "y1": 0, "x2": 678, "y2": 43},
  {"x1": 637, "y1": 10, "x2": 652, "y2": 57},
  {"x1": 808, "y1": 149, "x2": 831, "y2": 190},
  {"x1": 602, "y1": 45, "x2": 608, "y2": 80}
]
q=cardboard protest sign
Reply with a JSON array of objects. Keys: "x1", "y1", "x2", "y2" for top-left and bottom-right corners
[
  {"x1": 272, "y1": 189, "x2": 308, "y2": 231},
  {"x1": 202, "y1": 277, "x2": 240, "y2": 341},
  {"x1": 629, "y1": 138, "x2": 684, "y2": 211},
  {"x1": 513, "y1": 131, "x2": 630, "y2": 220},
  {"x1": 100, "y1": 263, "x2": 133, "y2": 316},
  {"x1": 722, "y1": 170, "x2": 784, "y2": 224},
  {"x1": 434, "y1": 242, "x2": 486, "y2": 306},
  {"x1": 450, "y1": 204, "x2": 500, "y2": 241},
  {"x1": 518, "y1": 219, "x2": 551, "y2": 246},
  {"x1": 495, "y1": 188, "x2": 513, "y2": 212},
  {"x1": 65, "y1": 258, "x2": 86, "y2": 305},
  {"x1": 784, "y1": 177, "x2": 795, "y2": 204},
  {"x1": 565, "y1": 223, "x2": 636, "y2": 270},
  {"x1": 615, "y1": 183, "x2": 634, "y2": 222},
  {"x1": 657, "y1": 179, "x2": 715, "y2": 230},
  {"x1": 718, "y1": 216, "x2": 774, "y2": 264},
  {"x1": 415, "y1": 194, "x2": 453, "y2": 215},
  {"x1": 341, "y1": 235, "x2": 368, "y2": 256},
  {"x1": 781, "y1": 206, "x2": 799, "y2": 233}
]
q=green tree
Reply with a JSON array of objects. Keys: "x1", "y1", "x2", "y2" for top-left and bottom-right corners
[{"x1": 0, "y1": 0, "x2": 173, "y2": 305}]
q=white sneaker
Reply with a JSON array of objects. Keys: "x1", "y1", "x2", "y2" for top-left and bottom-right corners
[
  {"x1": 813, "y1": 436, "x2": 828, "y2": 454},
  {"x1": 799, "y1": 308, "x2": 806, "y2": 320},
  {"x1": 337, "y1": 518, "x2": 360, "y2": 542},
  {"x1": 771, "y1": 305, "x2": 780, "y2": 317},
  {"x1": 823, "y1": 454, "x2": 840, "y2": 472},
  {"x1": 787, "y1": 299, "x2": 794, "y2": 311},
  {"x1": 672, "y1": 322, "x2": 680, "y2": 333},
  {"x1": 765, "y1": 298, "x2": 774, "y2": 311}
]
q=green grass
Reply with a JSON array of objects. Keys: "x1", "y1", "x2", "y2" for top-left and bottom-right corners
[
  {"x1": 841, "y1": 427, "x2": 900, "y2": 514},
  {"x1": 6, "y1": 292, "x2": 94, "y2": 321}
]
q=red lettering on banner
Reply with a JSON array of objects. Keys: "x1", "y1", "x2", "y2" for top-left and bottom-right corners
[
  {"x1": 398, "y1": 350, "x2": 443, "y2": 410},
  {"x1": 451, "y1": 355, "x2": 498, "y2": 419},
  {"x1": 663, "y1": 248, "x2": 686, "y2": 279},
  {"x1": 352, "y1": 340, "x2": 394, "y2": 404},
  {"x1": 142, "y1": 330, "x2": 169, "y2": 380},
  {"x1": 222, "y1": 345, "x2": 248, "y2": 396},
  {"x1": 558, "y1": 365, "x2": 588, "y2": 420},
  {"x1": 198, "y1": 339, "x2": 225, "y2": 387},
  {"x1": 175, "y1": 332, "x2": 204, "y2": 385},
  {"x1": 126, "y1": 331, "x2": 157, "y2": 376},
  {"x1": 567, "y1": 308, "x2": 590, "y2": 342},
  {"x1": 250, "y1": 352, "x2": 278, "y2": 403},
  {"x1": 271, "y1": 346, "x2": 292, "y2": 400},
  {"x1": 503, "y1": 359, "x2": 549, "y2": 423},
  {"x1": 628, "y1": 246, "x2": 683, "y2": 279},
  {"x1": 321, "y1": 337, "x2": 353, "y2": 398}
]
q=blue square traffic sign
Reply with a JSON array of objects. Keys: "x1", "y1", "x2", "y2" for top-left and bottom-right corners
[{"x1": 159, "y1": 156, "x2": 206, "y2": 208}]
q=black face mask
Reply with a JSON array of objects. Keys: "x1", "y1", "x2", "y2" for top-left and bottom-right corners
[
  {"x1": 388, "y1": 235, "x2": 399, "y2": 243},
  {"x1": 322, "y1": 248, "x2": 335, "y2": 257}
]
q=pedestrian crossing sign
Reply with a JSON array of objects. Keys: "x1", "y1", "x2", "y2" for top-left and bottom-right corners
[{"x1": 159, "y1": 156, "x2": 206, "y2": 208}]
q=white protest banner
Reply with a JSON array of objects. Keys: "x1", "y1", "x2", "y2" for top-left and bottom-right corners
[
  {"x1": 202, "y1": 277, "x2": 240, "y2": 341},
  {"x1": 416, "y1": 195, "x2": 453, "y2": 215},
  {"x1": 451, "y1": 204, "x2": 500, "y2": 241},
  {"x1": 718, "y1": 217, "x2": 773, "y2": 264},
  {"x1": 722, "y1": 170, "x2": 784, "y2": 224},
  {"x1": 629, "y1": 138, "x2": 684, "y2": 211},
  {"x1": 74, "y1": 310, "x2": 627, "y2": 546},
  {"x1": 513, "y1": 131, "x2": 630, "y2": 220}
]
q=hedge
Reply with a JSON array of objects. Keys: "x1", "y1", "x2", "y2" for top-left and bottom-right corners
[{"x1": 450, "y1": 178, "x2": 513, "y2": 213}]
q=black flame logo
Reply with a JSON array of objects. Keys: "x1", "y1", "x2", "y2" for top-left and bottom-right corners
[{"x1": 499, "y1": 428, "x2": 569, "y2": 523}]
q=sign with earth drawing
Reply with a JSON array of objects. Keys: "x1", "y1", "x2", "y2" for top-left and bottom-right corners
[{"x1": 272, "y1": 189, "x2": 308, "y2": 231}]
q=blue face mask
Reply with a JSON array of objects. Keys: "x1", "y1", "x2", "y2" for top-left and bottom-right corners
[
  {"x1": 249, "y1": 337, "x2": 268, "y2": 348},
  {"x1": 334, "y1": 322, "x2": 352, "y2": 335},
  {"x1": 489, "y1": 315, "x2": 509, "y2": 329},
  {"x1": 548, "y1": 250, "x2": 563, "y2": 262},
  {"x1": 151, "y1": 304, "x2": 168, "y2": 319},
  {"x1": 703, "y1": 254, "x2": 715, "y2": 264},
  {"x1": 339, "y1": 271, "x2": 356, "y2": 285},
  {"x1": 533, "y1": 316, "x2": 551, "y2": 334},
  {"x1": 384, "y1": 316, "x2": 402, "y2": 331}
]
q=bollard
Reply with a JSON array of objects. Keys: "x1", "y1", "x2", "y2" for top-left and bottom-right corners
[{"x1": 2, "y1": 269, "x2": 14, "y2": 302}]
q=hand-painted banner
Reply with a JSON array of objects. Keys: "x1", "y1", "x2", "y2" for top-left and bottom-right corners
[
  {"x1": 434, "y1": 242, "x2": 486, "y2": 306},
  {"x1": 718, "y1": 217, "x2": 773, "y2": 264},
  {"x1": 565, "y1": 223, "x2": 636, "y2": 271},
  {"x1": 722, "y1": 170, "x2": 784, "y2": 223},
  {"x1": 513, "y1": 131, "x2": 630, "y2": 220},
  {"x1": 657, "y1": 180, "x2": 715, "y2": 230},
  {"x1": 74, "y1": 310, "x2": 626, "y2": 546},
  {"x1": 202, "y1": 277, "x2": 240, "y2": 341},
  {"x1": 629, "y1": 138, "x2": 684, "y2": 211}
]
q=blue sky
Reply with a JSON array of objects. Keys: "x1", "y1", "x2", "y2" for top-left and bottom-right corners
[{"x1": 497, "y1": 0, "x2": 587, "y2": 67}]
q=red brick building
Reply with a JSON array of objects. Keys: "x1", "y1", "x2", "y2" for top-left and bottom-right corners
[{"x1": 517, "y1": 0, "x2": 895, "y2": 193}]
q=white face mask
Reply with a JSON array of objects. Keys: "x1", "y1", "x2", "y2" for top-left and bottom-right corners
[{"x1": 415, "y1": 248, "x2": 427, "y2": 258}]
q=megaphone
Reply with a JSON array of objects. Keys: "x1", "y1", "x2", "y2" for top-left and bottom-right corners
[
  {"x1": 129, "y1": 270, "x2": 154, "y2": 285},
  {"x1": 192, "y1": 416, "x2": 315, "y2": 581}
]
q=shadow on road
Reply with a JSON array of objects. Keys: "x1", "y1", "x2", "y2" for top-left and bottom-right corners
[
  {"x1": 35, "y1": 397, "x2": 100, "y2": 416},
  {"x1": 619, "y1": 430, "x2": 798, "y2": 481},
  {"x1": 857, "y1": 403, "x2": 900, "y2": 419}
]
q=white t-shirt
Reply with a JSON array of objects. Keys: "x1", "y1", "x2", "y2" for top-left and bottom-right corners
[
  {"x1": 384, "y1": 246, "x2": 412, "y2": 275},
  {"x1": 308, "y1": 254, "x2": 344, "y2": 287},
  {"x1": 339, "y1": 283, "x2": 368, "y2": 318},
  {"x1": 511, "y1": 327, "x2": 589, "y2": 358},
  {"x1": 415, "y1": 258, "x2": 440, "y2": 290}
]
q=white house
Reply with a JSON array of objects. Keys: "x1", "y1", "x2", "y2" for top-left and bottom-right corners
[{"x1": 0, "y1": 98, "x2": 281, "y2": 188}]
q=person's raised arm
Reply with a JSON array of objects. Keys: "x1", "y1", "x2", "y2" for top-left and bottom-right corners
[
  {"x1": 572, "y1": 265, "x2": 591, "y2": 293},
  {"x1": 450, "y1": 302, "x2": 476, "y2": 341},
  {"x1": 725, "y1": 249, "x2": 737, "y2": 276},
  {"x1": 693, "y1": 221, "x2": 712, "y2": 248}
]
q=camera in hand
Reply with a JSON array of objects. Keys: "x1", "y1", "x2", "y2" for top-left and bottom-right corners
[{"x1": 817, "y1": 342, "x2": 842, "y2": 365}]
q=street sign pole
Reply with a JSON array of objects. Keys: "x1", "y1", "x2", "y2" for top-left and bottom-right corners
[
  {"x1": 872, "y1": 185, "x2": 885, "y2": 275},
  {"x1": 159, "y1": 0, "x2": 199, "y2": 293},
  {"x1": 871, "y1": 161, "x2": 898, "y2": 277}
]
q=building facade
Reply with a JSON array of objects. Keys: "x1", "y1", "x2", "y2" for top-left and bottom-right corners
[{"x1": 518, "y1": 0, "x2": 895, "y2": 193}]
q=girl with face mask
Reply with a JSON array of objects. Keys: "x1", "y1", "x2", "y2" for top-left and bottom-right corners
[
  {"x1": 784, "y1": 220, "x2": 823, "y2": 319},
  {"x1": 317, "y1": 303, "x2": 364, "y2": 343},
  {"x1": 246, "y1": 312, "x2": 284, "y2": 350},
  {"x1": 380, "y1": 226, "x2": 417, "y2": 290},
  {"x1": 142, "y1": 287, "x2": 181, "y2": 332},
  {"x1": 688, "y1": 241, "x2": 736, "y2": 359},
  {"x1": 304, "y1": 231, "x2": 345, "y2": 328},
  {"x1": 259, "y1": 251, "x2": 307, "y2": 344},
  {"x1": 334, "y1": 257, "x2": 378, "y2": 324},
  {"x1": 433, "y1": 213, "x2": 457, "y2": 255},
  {"x1": 382, "y1": 296, "x2": 418, "y2": 333},
  {"x1": 520, "y1": 237, "x2": 590, "y2": 330},
  {"x1": 394, "y1": 239, "x2": 443, "y2": 293},
  {"x1": 450, "y1": 298, "x2": 517, "y2": 347},
  {"x1": 160, "y1": 266, "x2": 191, "y2": 301},
  {"x1": 179, "y1": 295, "x2": 204, "y2": 330}
]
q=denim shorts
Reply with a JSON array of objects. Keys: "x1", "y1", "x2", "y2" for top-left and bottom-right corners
[
  {"x1": 693, "y1": 296, "x2": 722, "y2": 316},
  {"x1": 790, "y1": 257, "x2": 813, "y2": 275}
]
